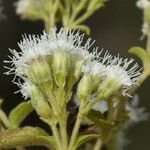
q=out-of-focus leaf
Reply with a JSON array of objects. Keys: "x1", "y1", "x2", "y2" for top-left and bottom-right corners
[
  {"x1": 9, "y1": 101, "x2": 33, "y2": 128},
  {"x1": 129, "y1": 46, "x2": 149, "y2": 65},
  {"x1": 0, "y1": 126, "x2": 52, "y2": 149},
  {"x1": 73, "y1": 134, "x2": 99, "y2": 149},
  {"x1": 86, "y1": 109, "x2": 115, "y2": 140},
  {"x1": 87, "y1": 109, "x2": 104, "y2": 123}
]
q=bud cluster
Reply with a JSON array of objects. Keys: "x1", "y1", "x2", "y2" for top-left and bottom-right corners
[{"x1": 4, "y1": 28, "x2": 141, "y2": 119}]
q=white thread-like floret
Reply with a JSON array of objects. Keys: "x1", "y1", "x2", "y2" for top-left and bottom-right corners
[{"x1": 105, "y1": 56, "x2": 141, "y2": 96}]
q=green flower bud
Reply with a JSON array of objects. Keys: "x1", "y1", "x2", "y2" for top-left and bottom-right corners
[
  {"x1": 31, "y1": 88, "x2": 51, "y2": 119},
  {"x1": 77, "y1": 73, "x2": 101, "y2": 100},
  {"x1": 98, "y1": 78, "x2": 121, "y2": 98},
  {"x1": 27, "y1": 57, "x2": 52, "y2": 87},
  {"x1": 70, "y1": 53, "x2": 85, "y2": 79},
  {"x1": 77, "y1": 75, "x2": 92, "y2": 100},
  {"x1": 52, "y1": 50, "x2": 70, "y2": 87}
]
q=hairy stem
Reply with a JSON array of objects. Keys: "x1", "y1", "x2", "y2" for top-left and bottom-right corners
[
  {"x1": 93, "y1": 140, "x2": 103, "y2": 150},
  {"x1": 51, "y1": 124, "x2": 61, "y2": 150},
  {"x1": 59, "y1": 114, "x2": 68, "y2": 150},
  {"x1": 68, "y1": 102, "x2": 85, "y2": 149}
]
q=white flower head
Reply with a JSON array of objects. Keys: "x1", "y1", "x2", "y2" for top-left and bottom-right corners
[
  {"x1": 4, "y1": 28, "x2": 94, "y2": 77},
  {"x1": 4, "y1": 28, "x2": 97, "y2": 97},
  {"x1": 141, "y1": 21, "x2": 149, "y2": 38},
  {"x1": 136, "y1": 0, "x2": 150, "y2": 9},
  {"x1": 14, "y1": 80, "x2": 35, "y2": 99},
  {"x1": 15, "y1": 0, "x2": 31, "y2": 15},
  {"x1": 82, "y1": 50, "x2": 112, "y2": 77},
  {"x1": 126, "y1": 94, "x2": 149, "y2": 122},
  {"x1": 105, "y1": 56, "x2": 141, "y2": 96},
  {"x1": 20, "y1": 81, "x2": 35, "y2": 99}
]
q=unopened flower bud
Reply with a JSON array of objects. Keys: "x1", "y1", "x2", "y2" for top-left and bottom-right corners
[
  {"x1": 77, "y1": 75, "x2": 92, "y2": 100},
  {"x1": 77, "y1": 73, "x2": 101, "y2": 100},
  {"x1": 98, "y1": 78, "x2": 121, "y2": 98},
  {"x1": 52, "y1": 50, "x2": 70, "y2": 87},
  {"x1": 27, "y1": 57, "x2": 52, "y2": 86},
  {"x1": 31, "y1": 89, "x2": 51, "y2": 119}
]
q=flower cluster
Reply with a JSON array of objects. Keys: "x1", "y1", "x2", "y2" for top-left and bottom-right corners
[
  {"x1": 4, "y1": 28, "x2": 141, "y2": 117},
  {"x1": 136, "y1": 0, "x2": 150, "y2": 9},
  {"x1": 15, "y1": 0, "x2": 43, "y2": 20},
  {"x1": 15, "y1": 0, "x2": 31, "y2": 16}
]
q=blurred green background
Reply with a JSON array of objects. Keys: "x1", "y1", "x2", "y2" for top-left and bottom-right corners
[{"x1": 0, "y1": 0, "x2": 149, "y2": 150}]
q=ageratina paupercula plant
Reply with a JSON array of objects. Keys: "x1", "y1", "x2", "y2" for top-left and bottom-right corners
[{"x1": 1, "y1": 27, "x2": 143, "y2": 150}]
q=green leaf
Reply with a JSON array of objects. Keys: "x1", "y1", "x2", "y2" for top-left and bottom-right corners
[
  {"x1": 129, "y1": 46, "x2": 149, "y2": 65},
  {"x1": 0, "y1": 126, "x2": 52, "y2": 149},
  {"x1": 9, "y1": 101, "x2": 33, "y2": 128},
  {"x1": 86, "y1": 109, "x2": 115, "y2": 140},
  {"x1": 86, "y1": 109, "x2": 104, "y2": 123},
  {"x1": 73, "y1": 134, "x2": 99, "y2": 149},
  {"x1": 36, "y1": 136, "x2": 56, "y2": 148}
]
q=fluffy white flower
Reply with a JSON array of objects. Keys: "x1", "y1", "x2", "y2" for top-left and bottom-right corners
[
  {"x1": 4, "y1": 28, "x2": 98, "y2": 97},
  {"x1": 126, "y1": 94, "x2": 149, "y2": 122},
  {"x1": 4, "y1": 28, "x2": 94, "y2": 78},
  {"x1": 4, "y1": 28, "x2": 141, "y2": 98},
  {"x1": 15, "y1": 0, "x2": 31, "y2": 15},
  {"x1": 136, "y1": 0, "x2": 150, "y2": 9},
  {"x1": 142, "y1": 21, "x2": 149, "y2": 36},
  {"x1": 105, "y1": 56, "x2": 141, "y2": 96},
  {"x1": 20, "y1": 81, "x2": 35, "y2": 99},
  {"x1": 82, "y1": 51, "x2": 112, "y2": 77}
]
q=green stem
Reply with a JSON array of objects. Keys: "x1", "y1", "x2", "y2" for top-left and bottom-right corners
[
  {"x1": 59, "y1": 115, "x2": 68, "y2": 150},
  {"x1": 146, "y1": 31, "x2": 150, "y2": 55},
  {"x1": 74, "y1": 11, "x2": 93, "y2": 25},
  {"x1": 51, "y1": 124, "x2": 61, "y2": 150},
  {"x1": 44, "y1": 14, "x2": 55, "y2": 32},
  {"x1": 68, "y1": 102, "x2": 85, "y2": 149},
  {"x1": 70, "y1": 0, "x2": 87, "y2": 22},
  {"x1": 93, "y1": 139, "x2": 103, "y2": 150},
  {"x1": 16, "y1": 147, "x2": 26, "y2": 150},
  {"x1": 0, "y1": 109, "x2": 11, "y2": 128},
  {"x1": 107, "y1": 98, "x2": 114, "y2": 121}
]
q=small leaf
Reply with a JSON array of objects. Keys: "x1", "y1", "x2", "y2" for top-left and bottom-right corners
[
  {"x1": 9, "y1": 101, "x2": 33, "y2": 128},
  {"x1": 129, "y1": 46, "x2": 149, "y2": 65},
  {"x1": 86, "y1": 109, "x2": 104, "y2": 124},
  {"x1": 0, "y1": 126, "x2": 51, "y2": 149},
  {"x1": 86, "y1": 109, "x2": 115, "y2": 140},
  {"x1": 73, "y1": 134, "x2": 99, "y2": 149}
]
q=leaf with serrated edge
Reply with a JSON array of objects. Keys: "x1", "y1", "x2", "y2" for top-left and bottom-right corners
[{"x1": 9, "y1": 101, "x2": 33, "y2": 128}]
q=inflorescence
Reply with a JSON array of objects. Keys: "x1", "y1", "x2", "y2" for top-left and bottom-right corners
[{"x1": 4, "y1": 27, "x2": 141, "y2": 105}]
